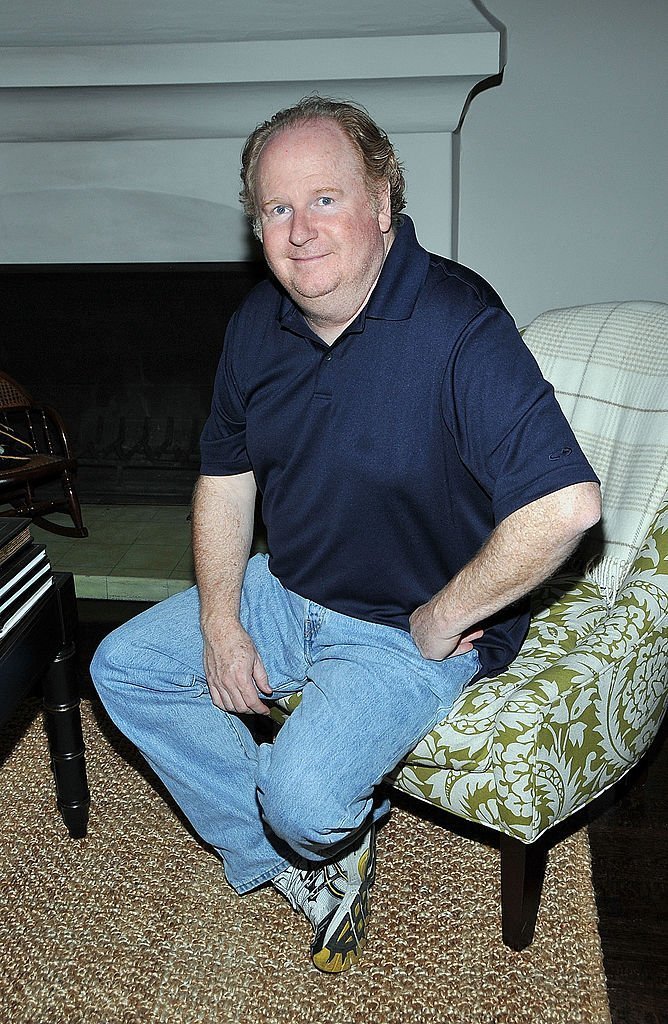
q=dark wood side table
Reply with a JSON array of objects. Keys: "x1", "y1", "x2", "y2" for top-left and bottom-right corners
[{"x1": 0, "y1": 571, "x2": 90, "y2": 838}]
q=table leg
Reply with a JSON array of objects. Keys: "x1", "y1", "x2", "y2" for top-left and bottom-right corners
[{"x1": 43, "y1": 638, "x2": 90, "y2": 839}]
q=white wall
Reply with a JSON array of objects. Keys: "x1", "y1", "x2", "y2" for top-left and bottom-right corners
[{"x1": 452, "y1": 0, "x2": 668, "y2": 327}]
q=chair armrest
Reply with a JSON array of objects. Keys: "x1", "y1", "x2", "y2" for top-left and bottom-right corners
[{"x1": 492, "y1": 497, "x2": 668, "y2": 839}]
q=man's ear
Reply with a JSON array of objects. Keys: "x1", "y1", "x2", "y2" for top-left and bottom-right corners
[{"x1": 377, "y1": 180, "x2": 392, "y2": 233}]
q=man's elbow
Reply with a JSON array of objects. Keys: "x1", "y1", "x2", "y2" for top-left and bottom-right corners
[{"x1": 563, "y1": 481, "x2": 602, "y2": 538}]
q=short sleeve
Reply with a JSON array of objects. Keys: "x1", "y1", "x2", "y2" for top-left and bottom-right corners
[
  {"x1": 441, "y1": 306, "x2": 599, "y2": 524},
  {"x1": 199, "y1": 312, "x2": 253, "y2": 476}
]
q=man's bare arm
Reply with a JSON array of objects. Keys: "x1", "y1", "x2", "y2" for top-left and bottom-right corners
[
  {"x1": 192, "y1": 472, "x2": 272, "y2": 715},
  {"x1": 409, "y1": 481, "x2": 601, "y2": 661}
]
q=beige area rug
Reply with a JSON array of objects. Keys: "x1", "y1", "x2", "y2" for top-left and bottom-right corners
[{"x1": 0, "y1": 699, "x2": 611, "y2": 1024}]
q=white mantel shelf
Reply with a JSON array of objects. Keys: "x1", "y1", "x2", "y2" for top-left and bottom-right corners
[
  {"x1": 0, "y1": 30, "x2": 503, "y2": 140},
  {"x1": 0, "y1": 34, "x2": 501, "y2": 88},
  {"x1": 0, "y1": 0, "x2": 505, "y2": 262}
]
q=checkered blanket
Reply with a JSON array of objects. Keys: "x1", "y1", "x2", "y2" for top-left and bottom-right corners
[{"x1": 521, "y1": 300, "x2": 668, "y2": 602}]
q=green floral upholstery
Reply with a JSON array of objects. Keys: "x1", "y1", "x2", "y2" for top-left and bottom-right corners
[
  {"x1": 271, "y1": 302, "x2": 668, "y2": 850},
  {"x1": 390, "y1": 494, "x2": 668, "y2": 841}
]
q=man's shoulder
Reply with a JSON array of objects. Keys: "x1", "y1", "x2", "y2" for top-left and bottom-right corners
[
  {"x1": 424, "y1": 251, "x2": 507, "y2": 319},
  {"x1": 379, "y1": 217, "x2": 510, "y2": 331},
  {"x1": 232, "y1": 276, "x2": 281, "y2": 324}
]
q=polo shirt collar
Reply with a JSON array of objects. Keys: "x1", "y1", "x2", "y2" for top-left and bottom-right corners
[
  {"x1": 277, "y1": 214, "x2": 429, "y2": 336},
  {"x1": 365, "y1": 216, "x2": 430, "y2": 322}
]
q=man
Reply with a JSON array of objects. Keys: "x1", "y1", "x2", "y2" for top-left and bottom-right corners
[{"x1": 92, "y1": 96, "x2": 601, "y2": 974}]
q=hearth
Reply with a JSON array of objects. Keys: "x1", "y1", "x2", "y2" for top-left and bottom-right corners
[{"x1": 0, "y1": 263, "x2": 265, "y2": 504}]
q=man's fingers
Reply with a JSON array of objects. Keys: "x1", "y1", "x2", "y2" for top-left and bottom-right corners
[
  {"x1": 208, "y1": 684, "x2": 235, "y2": 714},
  {"x1": 253, "y1": 655, "x2": 272, "y2": 695},
  {"x1": 209, "y1": 677, "x2": 270, "y2": 716}
]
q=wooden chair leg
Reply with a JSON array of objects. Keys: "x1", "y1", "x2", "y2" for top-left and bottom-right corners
[
  {"x1": 61, "y1": 470, "x2": 88, "y2": 537},
  {"x1": 500, "y1": 834, "x2": 548, "y2": 950}
]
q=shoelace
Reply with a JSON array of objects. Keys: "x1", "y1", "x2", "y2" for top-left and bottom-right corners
[{"x1": 277, "y1": 860, "x2": 348, "y2": 926}]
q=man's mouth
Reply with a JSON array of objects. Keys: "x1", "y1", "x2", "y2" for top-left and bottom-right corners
[{"x1": 289, "y1": 252, "x2": 330, "y2": 262}]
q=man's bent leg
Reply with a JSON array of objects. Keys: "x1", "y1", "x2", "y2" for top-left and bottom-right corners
[
  {"x1": 258, "y1": 603, "x2": 479, "y2": 862},
  {"x1": 91, "y1": 559, "x2": 307, "y2": 893},
  {"x1": 257, "y1": 599, "x2": 478, "y2": 972}
]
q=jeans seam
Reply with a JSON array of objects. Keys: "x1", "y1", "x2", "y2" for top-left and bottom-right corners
[{"x1": 234, "y1": 857, "x2": 291, "y2": 895}]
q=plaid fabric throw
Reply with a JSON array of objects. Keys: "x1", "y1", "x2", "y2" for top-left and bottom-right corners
[{"x1": 522, "y1": 300, "x2": 668, "y2": 601}]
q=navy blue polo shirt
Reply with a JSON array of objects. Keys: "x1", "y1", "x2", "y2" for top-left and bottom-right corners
[{"x1": 200, "y1": 217, "x2": 598, "y2": 678}]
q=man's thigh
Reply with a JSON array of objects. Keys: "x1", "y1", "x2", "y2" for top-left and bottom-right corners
[
  {"x1": 240, "y1": 554, "x2": 307, "y2": 689},
  {"x1": 265, "y1": 609, "x2": 478, "y2": 831},
  {"x1": 94, "y1": 553, "x2": 306, "y2": 691}
]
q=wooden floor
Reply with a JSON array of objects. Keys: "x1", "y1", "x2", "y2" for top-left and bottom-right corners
[{"x1": 76, "y1": 601, "x2": 667, "y2": 1024}]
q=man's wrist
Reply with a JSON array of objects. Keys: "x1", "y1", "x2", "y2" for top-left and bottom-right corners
[
  {"x1": 424, "y1": 589, "x2": 463, "y2": 640},
  {"x1": 200, "y1": 603, "x2": 243, "y2": 637}
]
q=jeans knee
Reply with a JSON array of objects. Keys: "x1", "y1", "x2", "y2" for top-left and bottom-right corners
[
  {"x1": 89, "y1": 626, "x2": 135, "y2": 699},
  {"x1": 90, "y1": 629, "x2": 118, "y2": 682},
  {"x1": 258, "y1": 779, "x2": 323, "y2": 860},
  {"x1": 257, "y1": 764, "x2": 359, "y2": 861},
  {"x1": 90, "y1": 613, "x2": 165, "y2": 693}
]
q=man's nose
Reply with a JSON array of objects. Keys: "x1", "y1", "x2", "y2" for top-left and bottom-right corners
[{"x1": 289, "y1": 208, "x2": 317, "y2": 247}]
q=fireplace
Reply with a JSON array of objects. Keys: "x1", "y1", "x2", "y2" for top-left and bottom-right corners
[
  {"x1": 0, "y1": 2, "x2": 506, "y2": 502},
  {"x1": 0, "y1": 263, "x2": 265, "y2": 504}
]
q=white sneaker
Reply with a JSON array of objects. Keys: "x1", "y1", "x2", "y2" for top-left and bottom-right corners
[
  {"x1": 272, "y1": 856, "x2": 347, "y2": 929},
  {"x1": 272, "y1": 825, "x2": 376, "y2": 973}
]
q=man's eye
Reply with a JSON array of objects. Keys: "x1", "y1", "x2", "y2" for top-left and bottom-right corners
[
  {"x1": 271, "y1": 205, "x2": 289, "y2": 216},
  {"x1": 317, "y1": 196, "x2": 334, "y2": 207}
]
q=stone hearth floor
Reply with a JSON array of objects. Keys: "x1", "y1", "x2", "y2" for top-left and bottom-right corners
[{"x1": 31, "y1": 504, "x2": 194, "y2": 602}]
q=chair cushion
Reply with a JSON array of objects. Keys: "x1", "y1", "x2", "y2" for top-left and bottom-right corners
[
  {"x1": 397, "y1": 496, "x2": 668, "y2": 840},
  {"x1": 402, "y1": 575, "x2": 609, "y2": 773}
]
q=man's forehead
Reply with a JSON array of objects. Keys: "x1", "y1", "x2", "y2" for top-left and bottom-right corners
[{"x1": 258, "y1": 118, "x2": 359, "y2": 171}]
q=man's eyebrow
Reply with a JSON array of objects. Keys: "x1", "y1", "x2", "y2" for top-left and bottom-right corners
[{"x1": 259, "y1": 186, "x2": 344, "y2": 210}]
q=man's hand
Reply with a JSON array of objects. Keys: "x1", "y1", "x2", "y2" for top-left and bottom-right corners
[
  {"x1": 409, "y1": 600, "x2": 483, "y2": 661},
  {"x1": 202, "y1": 617, "x2": 272, "y2": 715}
]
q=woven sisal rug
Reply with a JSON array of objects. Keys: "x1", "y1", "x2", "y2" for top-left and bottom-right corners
[{"x1": 0, "y1": 699, "x2": 611, "y2": 1024}]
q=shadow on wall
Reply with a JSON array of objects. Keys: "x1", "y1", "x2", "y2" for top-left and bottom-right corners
[{"x1": 0, "y1": 187, "x2": 261, "y2": 263}]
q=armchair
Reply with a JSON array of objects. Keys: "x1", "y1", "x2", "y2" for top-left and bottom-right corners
[
  {"x1": 271, "y1": 300, "x2": 668, "y2": 949},
  {"x1": 0, "y1": 371, "x2": 87, "y2": 538}
]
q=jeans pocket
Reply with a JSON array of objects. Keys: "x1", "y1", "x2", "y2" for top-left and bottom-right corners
[{"x1": 424, "y1": 649, "x2": 480, "y2": 709}]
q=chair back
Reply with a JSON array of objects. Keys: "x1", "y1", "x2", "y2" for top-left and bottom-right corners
[
  {"x1": 522, "y1": 301, "x2": 668, "y2": 597},
  {"x1": 0, "y1": 372, "x2": 33, "y2": 411}
]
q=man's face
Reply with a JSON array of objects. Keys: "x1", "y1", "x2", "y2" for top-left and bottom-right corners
[{"x1": 255, "y1": 119, "x2": 394, "y2": 337}]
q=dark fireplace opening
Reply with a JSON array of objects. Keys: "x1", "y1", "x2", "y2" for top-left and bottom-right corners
[{"x1": 0, "y1": 263, "x2": 265, "y2": 505}]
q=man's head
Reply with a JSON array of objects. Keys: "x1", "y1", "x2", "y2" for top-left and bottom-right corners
[
  {"x1": 240, "y1": 97, "x2": 406, "y2": 339},
  {"x1": 240, "y1": 96, "x2": 406, "y2": 240}
]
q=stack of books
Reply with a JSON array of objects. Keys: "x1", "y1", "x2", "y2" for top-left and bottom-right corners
[{"x1": 0, "y1": 519, "x2": 54, "y2": 642}]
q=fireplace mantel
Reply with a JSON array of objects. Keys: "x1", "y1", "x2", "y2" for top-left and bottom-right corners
[{"x1": 0, "y1": 0, "x2": 505, "y2": 262}]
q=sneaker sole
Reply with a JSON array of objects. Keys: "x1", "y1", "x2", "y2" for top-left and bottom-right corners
[
  {"x1": 311, "y1": 886, "x2": 371, "y2": 973},
  {"x1": 311, "y1": 836, "x2": 376, "y2": 974}
]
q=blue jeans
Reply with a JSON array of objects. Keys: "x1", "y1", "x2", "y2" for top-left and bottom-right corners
[{"x1": 91, "y1": 554, "x2": 479, "y2": 894}]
